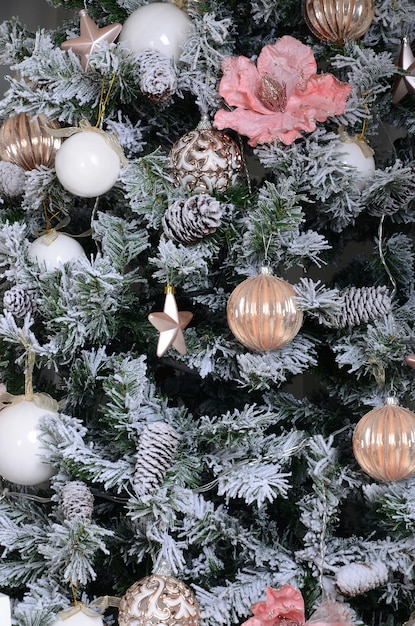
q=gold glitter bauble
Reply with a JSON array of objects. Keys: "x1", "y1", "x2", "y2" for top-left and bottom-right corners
[{"x1": 118, "y1": 572, "x2": 200, "y2": 626}]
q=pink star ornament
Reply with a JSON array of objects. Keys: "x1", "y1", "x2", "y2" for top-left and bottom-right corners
[
  {"x1": 148, "y1": 286, "x2": 193, "y2": 357},
  {"x1": 392, "y1": 36, "x2": 415, "y2": 104},
  {"x1": 61, "y1": 10, "x2": 122, "y2": 71}
]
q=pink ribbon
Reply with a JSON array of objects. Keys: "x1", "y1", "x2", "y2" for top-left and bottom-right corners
[{"x1": 242, "y1": 586, "x2": 352, "y2": 626}]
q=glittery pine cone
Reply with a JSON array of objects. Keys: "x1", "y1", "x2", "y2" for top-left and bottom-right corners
[
  {"x1": 3, "y1": 285, "x2": 37, "y2": 318},
  {"x1": 133, "y1": 421, "x2": 180, "y2": 496},
  {"x1": 327, "y1": 286, "x2": 391, "y2": 328},
  {"x1": 0, "y1": 161, "x2": 26, "y2": 197},
  {"x1": 336, "y1": 561, "x2": 388, "y2": 596},
  {"x1": 137, "y1": 48, "x2": 177, "y2": 102},
  {"x1": 61, "y1": 480, "x2": 94, "y2": 521},
  {"x1": 162, "y1": 194, "x2": 223, "y2": 244}
]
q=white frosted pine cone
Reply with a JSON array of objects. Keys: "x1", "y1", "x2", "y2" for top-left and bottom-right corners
[
  {"x1": 133, "y1": 421, "x2": 180, "y2": 496},
  {"x1": 61, "y1": 480, "x2": 94, "y2": 521},
  {"x1": 0, "y1": 161, "x2": 26, "y2": 196},
  {"x1": 137, "y1": 48, "x2": 177, "y2": 102},
  {"x1": 162, "y1": 194, "x2": 223, "y2": 244},
  {"x1": 3, "y1": 285, "x2": 37, "y2": 317},
  {"x1": 336, "y1": 561, "x2": 389, "y2": 596},
  {"x1": 327, "y1": 286, "x2": 391, "y2": 328}
]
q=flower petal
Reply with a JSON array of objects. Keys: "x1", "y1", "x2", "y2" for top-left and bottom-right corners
[
  {"x1": 258, "y1": 36, "x2": 317, "y2": 97},
  {"x1": 218, "y1": 56, "x2": 269, "y2": 113}
]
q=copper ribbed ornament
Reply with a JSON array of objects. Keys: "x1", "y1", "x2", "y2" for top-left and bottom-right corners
[
  {"x1": 0, "y1": 112, "x2": 62, "y2": 170},
  {"x1": 169, "y1": 114, "x2": 243, "y2": 193},
  {"x1": 118, "y1": 563, "x2": 200, "y2": 626},
  {"x1": 304, "y1": 0, "x2": 374, "y2": 43},
  {"x1": 353, "y1": 397, "x2": 415, "y2": 482},
  {"x1": 226, "y1": 266, "x2": 303, "y2": 352}
]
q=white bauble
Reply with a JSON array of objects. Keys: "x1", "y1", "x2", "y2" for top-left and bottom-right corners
[
  {"x1": 333, "y1": 137, "x2": 375, "y2": 191},
  {"x1": 28, "y1": 232, "x2": 86, "y2": 272},
  {"x1": 0, "y1": 400, "x2": 57, "y2": 486},
  {"x1": 120, "y1": 3, "x2": 193, "y2": 62},
  {"x1": 55, "y1": 131, "x2": 121, "y2": 197},
  {"x1": 52, "y1": 609, "x2": 104, "y2": 626}
]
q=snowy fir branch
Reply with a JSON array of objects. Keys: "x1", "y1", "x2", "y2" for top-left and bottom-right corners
[{"x1": 0, "y1": 0, "x2": 415, "y2": 624}]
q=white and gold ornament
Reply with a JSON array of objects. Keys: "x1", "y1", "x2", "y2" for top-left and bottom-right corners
[
  {"x1": 61, "y1": 9, "x2": 122, "y2": 71},
  {"x1": 148, "y1": 285, "x2": 193, "y2": 357},
  {"x1": 169, "y1": 115, "x2": 244, "y2": 193},
  {"x1": 118, "y1": 564, "x2": 200, "y2": 626},
  {"x1": 54, "y1": 121, "x2": 126, "y2": 198},
  {"x1": 51, "y1": 604, "x2": 104, "y2": 626},
  {"x1": 28, "y1": 230, "x2": 86, "y2": 272},
  {"x1": 332, "y1": 127, "x2": 375, "y2": 191},
  {"x1": 119, "y1": 2, "x2": 193, "y2": 63},
  {"x1": 0, "y1": 393, "x2": 58, "y2": 486}
]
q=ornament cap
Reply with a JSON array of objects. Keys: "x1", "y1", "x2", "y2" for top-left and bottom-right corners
[
  {"x1": 164, "y1": 284, "x2": 176, "y2": 295},
  {"x1": 259, "y1": 265, "x2": 274, "y2": 276},
  {"x1": 385, "y1": 396, "x2": 399, "y2": 406},
  {"x1": 197, "y1": 114, "x2": 212, "y2": 130}
]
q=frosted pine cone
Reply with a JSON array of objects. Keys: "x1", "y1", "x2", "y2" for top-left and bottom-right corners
[
  {"x1": 3, "y1": 285, "x2": 37, "y2": 317},
  {"x1": 0, "y1": 161, "x2": 26, "y2": 197},
  {"x1": 61, "y1": 481, "x2": 94, "y2": 521},
  {"x1": 137, "y1": 48, "x2": 177, "y2": 102},
  {"x1": 327, "y1": 286, "x2": 391, "y2": 328},
  {"x1": 133, "y1": 421, "x2": 180, "y2": 496},
  {"x1": 162, "y1": 194, "x2": 223, "y2": 244},
  {"x1": 335, "y1": 561, "x2": 388, "y2": 596}
]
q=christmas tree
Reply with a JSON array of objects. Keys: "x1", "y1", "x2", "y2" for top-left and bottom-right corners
[{"x1": 0, "y1": 0, "x2": 414, "y2": 624}]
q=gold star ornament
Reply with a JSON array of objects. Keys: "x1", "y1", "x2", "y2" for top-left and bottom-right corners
[
  {"x1": 392, "y1": 36, "x2": 415, "y2": 104},
  {"x1": 61, "y1": 10, "x2": 122, "y2": 71},
  {"x1": 148, "y1": 285, "x2": 193, "y2": 357}
]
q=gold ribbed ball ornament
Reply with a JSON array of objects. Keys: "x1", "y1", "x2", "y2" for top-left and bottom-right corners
[
  {"x1": 304, "y1": 0, "x2": 374, "y2": 43},
  {"x1": 0, "y1": 112, "x2": 62, "y2": 170},
  {"x1": 118, "y1": 567, "x2": 200, "y2": 626},
  {"x1": 353, "y1": 397, "x2": 415, "y2": 482},
  {"x1": 226, "y1": 266, "x2": 303, "y2": 352}
]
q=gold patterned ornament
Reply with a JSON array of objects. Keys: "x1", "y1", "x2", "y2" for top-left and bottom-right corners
[
  {"x1": 353, "y1": 397, "x2": 415, "y2": 482},
  {"x1": 0, "y1": 112, "x2": 62, "y2": 170},
  {"x1": 148, "y1": 285, "x2": 193, "y2": 357},
  {"x1": 169, "y1": 115, "x2": 244, "y2": 193},
  {"x1": 392, "y1": 36, "x2": 415, "y2": 105},
  {"x1": 118, "y1": 566, "x2": 200, "y2": 626},
  {"x1": 304, "y1": 0, "x2": 374, "y2": 43},
  {"x1": 227, "y1": 266, "x2": 303, "y2": 352},
  {"x1": 61, "y1": 10, "x2": 122, "y2": 71}
]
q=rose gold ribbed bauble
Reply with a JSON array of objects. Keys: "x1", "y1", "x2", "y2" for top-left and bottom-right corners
[
  {"x1": 304, "y1": 0, "x2": 374, "y2": 43},
  {"x1": 118, "y1": 572, "x2": 200, "y2": 626},
  {"x1": 0, "y1": 112, "x2": 61, "y2": 170},
  {"x1": 353, "y1": 397, "x2": 415, "y2": 482},
  {"x1": 226, "y1": 266, "x2": 303, "y2": 352}
]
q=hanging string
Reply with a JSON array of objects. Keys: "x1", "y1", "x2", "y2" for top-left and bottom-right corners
[
  {"x1": 96, "y1": 71, "x2": 117, "y2": 129},
  {"x1": 43, "y1": 199, "x2": 62, "y2": 233},
  {"x1": 24, "y1": 350, "x2": 35, "y2": 402},
  {"x1": 378, "y1": 214, "x2": 397, "y2": 300}
]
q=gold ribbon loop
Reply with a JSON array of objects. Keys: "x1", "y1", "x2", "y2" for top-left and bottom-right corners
[
  {"x1": 58, "y1": 597, "x2": 121, "y2": 620},
  {"x1": 337, "y1": 125, "x2": 375, "y2": 158},
  {"x1": 46, "y1": 118, "x2": 128, "y2": 167},
  {"x1": 0, "y1": 391, "x2": 59, "y2": 412}
]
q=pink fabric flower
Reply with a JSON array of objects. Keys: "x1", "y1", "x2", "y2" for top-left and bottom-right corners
[
  {"x1": 243, "y1": 585, "x2": 306, "y2": 626},
  {"x1": 242, "y1": 586, "x2": 353, "y2": 626},
  {"x1": 213, "y1": 36, "x2": 352, "y2": 146}
]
